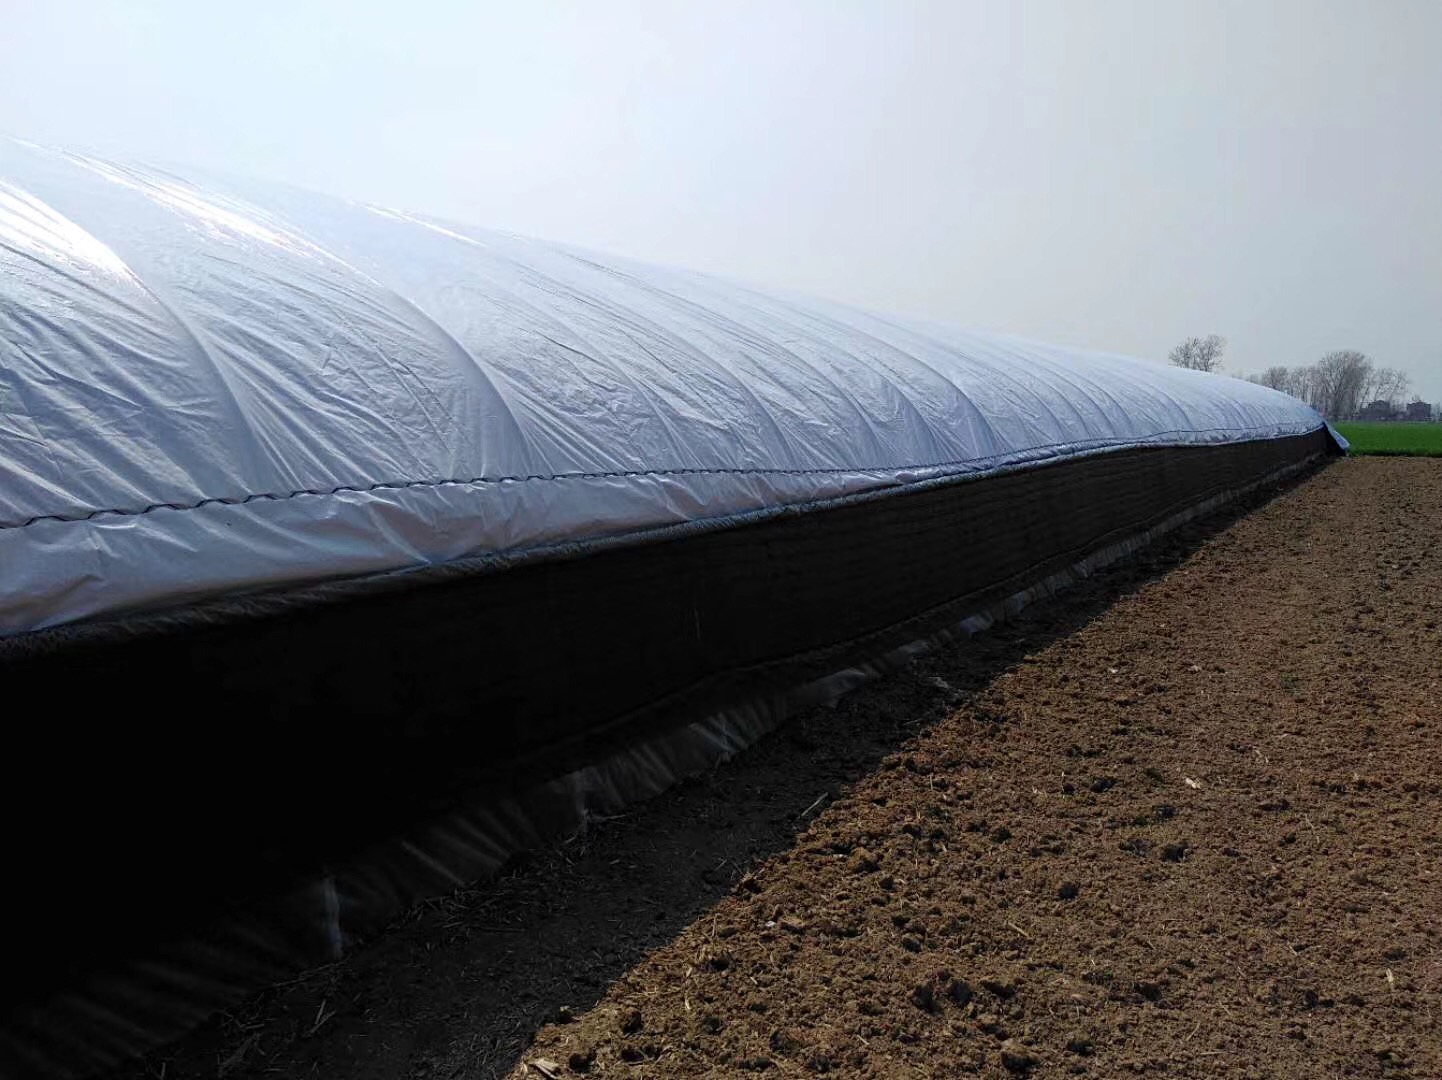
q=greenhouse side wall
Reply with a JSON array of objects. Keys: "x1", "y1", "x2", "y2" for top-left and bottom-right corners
[{"x1": 0, "y1": 427, "x2": 1337, "y2": 1079}]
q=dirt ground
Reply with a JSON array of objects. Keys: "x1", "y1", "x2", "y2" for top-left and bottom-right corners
[{"x1": 120, "y1": 457, "x2": 1441, "y2": 1080}]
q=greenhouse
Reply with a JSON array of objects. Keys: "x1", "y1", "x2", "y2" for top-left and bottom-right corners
[{"x1": 0, "y1": 139, "x2": 1340, "y2": 1076}]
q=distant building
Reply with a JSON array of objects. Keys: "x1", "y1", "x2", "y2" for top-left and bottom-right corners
[
  {"x1": 1404, "y1": 400, "x2": 1434, "y2": 422},
  {"x1": 1358, "y1": 399, "x2": 1394, "y2": 421}
]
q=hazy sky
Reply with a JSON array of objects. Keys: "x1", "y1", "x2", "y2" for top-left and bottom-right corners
[{"x1": 3, "y1": 0, "x2": 1438, "y2": 400}]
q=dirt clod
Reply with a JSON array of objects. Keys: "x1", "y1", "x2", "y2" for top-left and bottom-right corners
[
  {"x1": 566, "y1": 1049, "x2": 595, "y2": 1073},
  {"x1": 908, "y1": 981, "x2": 937, "y2": 1013},
  {"x1": 618, "y1": 1009, "x2": 643, "y2": 1036},
  {"x1": 999, "y1": 1040, "x2": 1039, "y2": 1072},
  {"x1": 846, "y1": 847, "x2": 880, "y2": 874},
  {"x1": 946, "y1": 977, "x2": 974, "y2": 1006},
  {"x1": 981, "y1": 977, "x2": 1017, "y2": 1000},
  {"x1": 768, "y1": 1028, "x2": 802, "y2": 1055}
]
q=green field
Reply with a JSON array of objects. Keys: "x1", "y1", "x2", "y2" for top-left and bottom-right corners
[{"x1": 1334, "y1": 421, "x2": 1442, "y2": 456}]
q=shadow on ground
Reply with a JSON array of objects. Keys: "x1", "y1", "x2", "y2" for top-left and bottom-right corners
[{"x1": 116, "y1": 462, "x2": 1332, "y2": 1080}]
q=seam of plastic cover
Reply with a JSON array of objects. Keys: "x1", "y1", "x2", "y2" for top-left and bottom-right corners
[{"x1": 0, "y1": 422, "x2": 1325, "y2": 531}]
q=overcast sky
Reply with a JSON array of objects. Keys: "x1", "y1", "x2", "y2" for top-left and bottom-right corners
[{"x1": 3, "y1": 0, "x2": 1438, "y2": 400}]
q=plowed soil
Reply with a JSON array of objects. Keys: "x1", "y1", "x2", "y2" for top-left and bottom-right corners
[{"x1": 122, "y1": 457, "x2": 1441, "y2": 1080}]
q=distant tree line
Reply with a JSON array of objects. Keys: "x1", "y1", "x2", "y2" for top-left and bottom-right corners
[
  {"x1": 1168, "y1": 337, "x2": 1417, "y2": 421},
  {"x1": 1243, "y1": 351, "x2": 1411, "y2": 421}
]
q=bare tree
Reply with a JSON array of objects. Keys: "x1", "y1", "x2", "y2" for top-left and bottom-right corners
[
  {"x1": 1169, "y1": 334, "x2": 1227, "y2": 372},
  {"x1": 1358, "y1": 368, "x2": 1379, "y2": 409},
  {"x1": 1372, "y1": 366, "x2": 1411, "y2": 408},
  {"x1": 1288, "y1": 364, "x2": 1319, "y2": 408},
  {"x1": 1255, "y1": 365, "x2": 1292, "y2": 391},
  {"x1": 1311, "y1": 350, "x2": 1373, "y2": 420},
  {"x1": 1245, "y1": 364, "x2": 1312, "y2": 403}
]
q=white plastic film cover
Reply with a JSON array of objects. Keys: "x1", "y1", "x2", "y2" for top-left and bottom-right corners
[{"x1": 0, "y1": 139, "x2": 1331, "y2": 637}]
